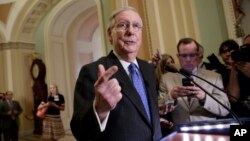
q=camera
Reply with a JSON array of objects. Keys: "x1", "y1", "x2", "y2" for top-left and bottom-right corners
[{"x1": 231, "y1": 44, "x2": 250, "y2": 62}]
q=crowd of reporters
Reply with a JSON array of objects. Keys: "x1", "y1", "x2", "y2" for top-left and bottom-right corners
[{"x1": 156, "y1": 34, "x2": 250, "y2": 136}]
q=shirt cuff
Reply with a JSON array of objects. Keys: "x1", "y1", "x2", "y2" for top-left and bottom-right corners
[{"x1": 93, "y1": 100, "x2": 110, "y2": 132}]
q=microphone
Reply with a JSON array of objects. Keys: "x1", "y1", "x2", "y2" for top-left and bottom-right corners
[
  {"x1": 165, "y1": 65, "x2": 242, "y2": 125},
  {"x1": 164, "y1": 64, "x2": 179, "y2": 73}
]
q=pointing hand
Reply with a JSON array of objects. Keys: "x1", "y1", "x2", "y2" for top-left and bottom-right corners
[{"x1": 94, "y1": 64, "x2": 122, "y2": 121}]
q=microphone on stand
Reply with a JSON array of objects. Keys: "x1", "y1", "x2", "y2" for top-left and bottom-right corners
[
  {"x1": 164, "y1": 65, "x2": 242, "y2": 125},
  {"x1": 164, "y1": 64, "x2": 179, "y2": 73}
]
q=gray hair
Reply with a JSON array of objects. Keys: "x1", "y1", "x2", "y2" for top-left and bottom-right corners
[{"x1": 107, "y1": 6, "x2": 141, "y2": 31}]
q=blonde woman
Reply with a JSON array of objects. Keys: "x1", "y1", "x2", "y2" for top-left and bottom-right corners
[
  {"x1": 155, "y1": 53, "x2": 175, "y2": 84},
  {"x1": 38, "y1": 84, "x2": 65, "y2": 141}
]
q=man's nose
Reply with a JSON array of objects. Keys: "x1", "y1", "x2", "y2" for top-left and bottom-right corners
[{"x1": 127, "y1": 25, "x2": 135, "y2": 32}]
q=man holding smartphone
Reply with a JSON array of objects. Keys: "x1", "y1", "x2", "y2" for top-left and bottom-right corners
[{"x1": 158, "y1": 38, "x2": 230, "y2": 125}]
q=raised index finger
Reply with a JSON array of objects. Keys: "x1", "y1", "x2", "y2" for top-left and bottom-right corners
[
  {"x1": 95, "y1": 65, "x2": 118, "y2": 86},
  {"x1": 103, "y1": 65, "x2": 118, "y2": 81}
]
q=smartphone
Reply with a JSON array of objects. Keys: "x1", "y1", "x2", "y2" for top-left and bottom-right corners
[{"x1": 182, "y1": 78, "x2": 193, "y2": 86}]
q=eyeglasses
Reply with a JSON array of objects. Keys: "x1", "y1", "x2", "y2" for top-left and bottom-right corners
[
  {"x1": 115, "y1": 21, "x2": 143, "y2": 32},
  {"x1": 178, "y1": 53, "x2": 198, "y2": 58}
]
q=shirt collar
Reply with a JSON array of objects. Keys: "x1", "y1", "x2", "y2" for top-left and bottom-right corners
[
  {"x1": 192, "y1": 67, "x2": 198, "y2": 75},
  {"x1": 113, "y1": 50, "x2": 138, "y2": 75}
]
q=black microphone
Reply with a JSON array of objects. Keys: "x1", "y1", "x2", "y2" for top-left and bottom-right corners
[
  {"x1": 179, "y1": 68, "x2": 191, "y2": 75},
  {"x1": 164, "y1": 64, "x2": 179, "y2": 73},
  {"x1": 165, "y1": 65, "x2": 242, "y2": 125}
]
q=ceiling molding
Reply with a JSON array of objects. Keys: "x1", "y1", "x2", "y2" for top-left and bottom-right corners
[
  {"x1": 16, "y1": 0, "x2": 60, "y2": 42},
  {"x1": 0, "y1": 41, "x2": 34, "y2": 50}
]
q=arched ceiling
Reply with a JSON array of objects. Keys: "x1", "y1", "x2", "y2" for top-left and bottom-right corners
[
  {"x1": 49, "y1": 0, "x2": 97, "y2": 36},
  {"x1": 0, "y1": 1, "x2": 14, "y2": 42},
  {"x1": 12, "y1": 0, "x2": 60, "y2": 42},
  {"x1": 77, "y1": 8, "x2": 98, "y2": 41},
  {"x1": 0, "y1": 0, "x2": 60, "y2": 42},
  {"x1": 0, "y1": 0, "x2": 99, "y2": 45}
]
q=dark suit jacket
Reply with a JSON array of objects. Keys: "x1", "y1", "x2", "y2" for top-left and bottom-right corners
[
  {"x1": 0, "y1": 100, "x2": 23, "y2": 129},
  {"x1": 70, "y1": 51, "x2": 162, "y2": 141}
]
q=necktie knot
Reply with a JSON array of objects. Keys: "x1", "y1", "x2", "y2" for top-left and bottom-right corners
[{"x1": 128, "y1": 63, "x2": 137, "y2": 75}]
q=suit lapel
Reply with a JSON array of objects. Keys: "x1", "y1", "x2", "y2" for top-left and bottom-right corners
[{"x1": 138, "y1": 60, "x2": 159, "y2": 127}]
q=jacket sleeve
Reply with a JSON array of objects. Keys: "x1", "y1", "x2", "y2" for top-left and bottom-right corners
[
  {"x1": 70, "y1": 64, "x2": 102, "y2": 141},
  {"x1": 203, "y1": 72, "x2": 231, "y2": 117}
]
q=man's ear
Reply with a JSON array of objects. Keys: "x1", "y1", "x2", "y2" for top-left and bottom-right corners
[{"x1": 107, "y1": 28, "x2": 113, "y2": 44}]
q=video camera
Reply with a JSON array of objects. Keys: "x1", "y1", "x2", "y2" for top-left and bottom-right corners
[{"x1": 231, "y1": 44, "x2": 250, "y2": 62}]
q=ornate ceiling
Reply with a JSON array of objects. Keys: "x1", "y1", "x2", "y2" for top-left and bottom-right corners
[{"x1": 0, "y1": 0, "x2": 60, "y2": 42}]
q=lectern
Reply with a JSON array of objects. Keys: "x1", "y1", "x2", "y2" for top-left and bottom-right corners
[{"x1": 160, "y1": 118, "x2": 250, "y2": 141}]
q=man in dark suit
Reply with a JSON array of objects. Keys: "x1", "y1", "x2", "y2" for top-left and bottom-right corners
[
  {"x1": 70, "y1": 6, "x2": 162, "y2": 141},
  {"x1": 1, "y1": 91, "x2": 23, "y2": 141}
]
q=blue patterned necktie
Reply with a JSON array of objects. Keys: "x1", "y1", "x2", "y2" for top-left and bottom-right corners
[{"x1": 128, "y1": 63, "x2": 151, "y2": 121}]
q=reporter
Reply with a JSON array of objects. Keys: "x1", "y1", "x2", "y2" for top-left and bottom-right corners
[
  {"x1": 158, "y1": 38, "x2": 230, "y2": 124},
  {"x1": 217, "y1": 39, "x2": 239, "y2": 89},
  {"x1": 228, "y1": 41, "x2": 250, "y2": 117}
]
